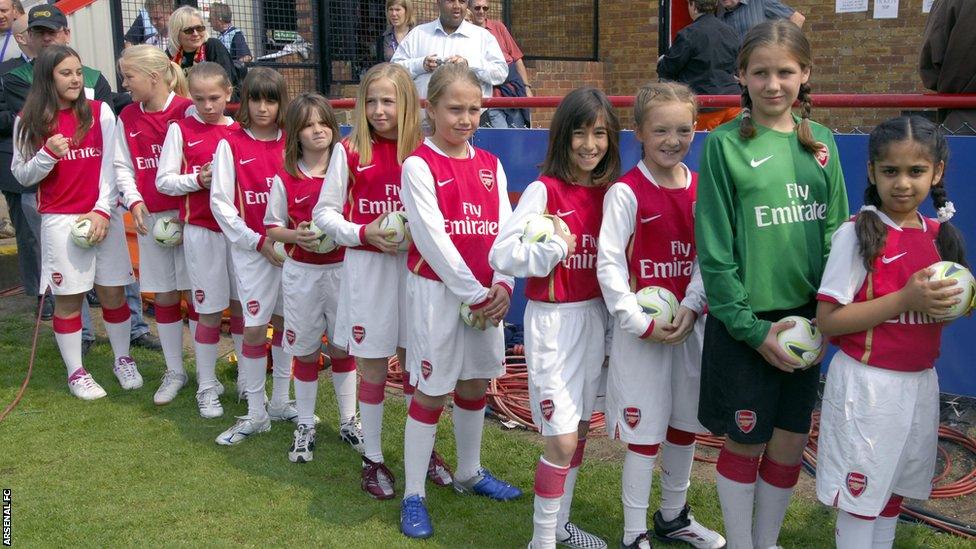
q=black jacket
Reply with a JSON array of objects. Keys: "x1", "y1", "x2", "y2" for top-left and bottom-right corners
[{"x1": 656, "y1": 14, "x2": 741, "y2": 96}]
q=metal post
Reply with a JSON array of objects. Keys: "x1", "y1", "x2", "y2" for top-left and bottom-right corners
[
  {"x1": 592, "y1": 0, "x2": 599, "y2": 61},
  {"x1": 503, "y1": 0, "x2": 511, "y2": 29},
  {"x1": 109, "y1": 0, "x2": 126, "y2": 90}
]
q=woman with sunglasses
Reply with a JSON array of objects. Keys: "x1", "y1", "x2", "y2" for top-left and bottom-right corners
[{"x1": 167, "y1": 6, "x2": 239, "y2": 100}]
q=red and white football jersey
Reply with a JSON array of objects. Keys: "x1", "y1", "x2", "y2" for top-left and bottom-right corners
[
  {"x1": 343, "y1": 136, "x2": 404, "y2": 252},
  {"x1": 224, "y1": 128, "x2": 285, "y2": 233},
  {"x1": 265, "y1": 165, "x2": 345, "y2": 266},
  {"x1": 162, "y1": 116, "x2": 238, "y2": 231}
]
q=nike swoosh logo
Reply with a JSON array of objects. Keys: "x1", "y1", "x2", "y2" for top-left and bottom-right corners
[
  {"x1": 187, "y1": 139, "x2": 204, "y2": 147},
  {"x1": 750, "y1": 155, "x2": 774, "y2": 168},
  {"x1": 436, "y1": 178, "x2": 454, "y2": 187},
  {"x1": 555, "y1": 209, "x2": 575, "y2": 217},
  {"x1": 356, "y1": 164, "x2": 375, "y2": 173},
  {"x1": 295, "y1": 195, "x2": 310, "y2": 204},
  {"x1": 640, "y1": 214, "x2": 662, "y2": 224},
  {"x1": 128, "y1": 131, "x2": 142, "y2": 138},
  {"x1": 881, "y1": 252, "x2": 907, "y2": 264},
  {"x1": 240, "y1": 158, "x2": 256, "y2": 165}
]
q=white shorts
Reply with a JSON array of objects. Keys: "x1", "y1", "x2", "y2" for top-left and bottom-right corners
[
  {"x1": 183, "y1": 224, "x2": 237, "y2": 314},
  {"x1": 40, "y1": 212, "x2": 135, "y2": 296},
  {"x1": 136, "y1": 209, "x2": 189, "y2": 293},
  {"x1": 281, "y1": 259, "x2": 341, "y2": 357},
  {"x1": 231, "y1": 245, "x2": 283, "y2": 326},
  {"x1": 405, "y1": 273, "x2": 504, "y2": 396},
  {"x1": 334, "y1": 249, "x2": 408, "y2": 358},
  {"x1": 816, "y1": 351, "x2": 939, "y2": 516},
  {"x1": 525, "y1": 299, "x2": 608, "y2": 436},
  {"x1": 606, "y1": 316, "x2": 707, "y2": 444}
]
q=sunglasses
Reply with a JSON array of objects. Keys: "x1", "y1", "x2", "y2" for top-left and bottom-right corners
[
  {"x1": 472, "y1": 6, "x2": 489, "y2": 11},
  {"x1": 182, "y1": 25, "x2": 206, "y2": 35}
]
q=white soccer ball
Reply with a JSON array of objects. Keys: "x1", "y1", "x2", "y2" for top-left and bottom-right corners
[
  {"x1": 152, "y1": 217, "x2": 182, "y2": 247},
  {"x1": 927, "y1": 261, "x2": 976, "y2": 321},
  {"x1": 635, "y1": 286, "x2": 679, "y2": 325},
  {"x1": 521, "y1": 214, "x2": 571, "y2": 244},
  {"x1": 308, "y1": 222, "x2": 338, "y2": 254},
  {"x1": 70, "y1": 218, "x2": 94, "y2": 249},
  {"x1": 273, "y1": 240, "x2": 287, "y2": 261},
  {"x1": 776, "y1": 316, "x2": 824, "y2": 368},
  {"x1": 380, "y1": 211, "x2": 411, "y2": 252},
  {"x1": 459, "y1": 302, "x2": 486, "y2": 330}
]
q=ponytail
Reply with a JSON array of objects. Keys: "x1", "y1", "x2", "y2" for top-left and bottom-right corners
[
  {"x1": 931, "y1": 184, "x2": 968, "y2": 268},
  {"x1": 167, "y1": 61, "x2": 189, "y2": 97},
  {"x1": 796, "y1": 82, "x2": 818, "y2": 154},
  {"x1": 738, "y1": 86, "x2": 755, "y2": 140}
]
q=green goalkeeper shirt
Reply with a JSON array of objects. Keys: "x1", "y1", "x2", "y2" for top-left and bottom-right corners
[{"x1": 695, "y1": 116, "x2": 849, "y2": 348}]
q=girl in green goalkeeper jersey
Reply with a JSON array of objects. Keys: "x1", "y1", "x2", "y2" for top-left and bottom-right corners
[{"x1": 694, "y1": 19, "x2": 849, "y2": 549}]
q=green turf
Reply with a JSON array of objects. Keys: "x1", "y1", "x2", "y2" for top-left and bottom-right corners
[{"x1": 0, "y1": 312, "x2": 969, "y2": 547}]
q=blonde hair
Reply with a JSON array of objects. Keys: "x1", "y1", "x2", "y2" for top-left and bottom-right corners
[
  {"x1": 634, "y1": 81, "x2": 697, "y2": 128},
  {"x1": 187, "y1": 61, "x2": 231, "y2": 92},
  {"x1": 168, "y1": 6, "x2": 207, "y2": 56},
  {"x1": 349, "y1": 63, "x2": 422, "y2": 165},
  {"x1": 386, "y1": 0, "x2": 416, "y2": 28},
  {"x1": 119, "y1": 45, "x2": 188, "y2": 97},
  {"x1": 425, "y1": 63, "x2": 481, "y2": 134}
]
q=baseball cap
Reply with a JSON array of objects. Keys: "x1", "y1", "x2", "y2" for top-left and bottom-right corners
[{"x1": 28, "y1": 5, "x2": 68, "y2": 31}]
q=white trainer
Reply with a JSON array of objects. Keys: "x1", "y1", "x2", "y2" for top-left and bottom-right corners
[
  {"x1": 153, "y1": 370, "x2": 188, "y2": 405},
  {"x1": 653, "y1": 505, "x2": 727, "y2": 549},
  {"x1": 215, "y1": 414, "x2": 271, "y2": 445},
  {"x1": 339, "y1": 416, "x2": 365, "y2": 455},
  {"x1": 289, "y1": 424, "x2": 316, "y2": 463},
  {"x1": 196, "y1": 386, "x2": 224, "y2": 419},
  {"x1": 113, "y1": 356, "x2": 143, "y2": 390},
  {"x1": 268, "y1": 400, "x2": 301, "y2": 422},
  {"x1": 67, "y1": 369, "x2": 107, "y2": 400}
]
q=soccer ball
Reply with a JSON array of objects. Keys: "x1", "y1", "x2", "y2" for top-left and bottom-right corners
[
  {"x1": 459, "y1": 303, "x2": 485, "y2": 330},
  {"x1": 380, "y1": 211, "x2": 411, "y2": 251},
  {"x1": 152, "y1": 217, "x2": 182, "y2": 247},
  {"x1": 635, "y1": 286, "x2": 679, "y2": 325},
  {"x1": 273, "y1": 240, "x2": 287, "y2": 261},
  {"x1": 521, "y1": 214, "x2": 571, "y2": 244},
  {"x1": 776, "y1": 316, "x2": 824, "y2": 368},
  {"x1": 307, "y1": 222, "x2": 338, "y2": 254},
  {"x1": 927, "y1": 261, "x2": 976, "y2": 321},
  {"x1": 70, "y1": 219, "x2": 94, "y2": 249}
]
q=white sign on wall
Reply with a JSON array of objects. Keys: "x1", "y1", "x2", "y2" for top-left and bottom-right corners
[
  {"x1": 923, "y1": 0, "x2": 935, "y2": 13},
  {"x1": 836, "y1": 0, "x2": 869, "y2": 13},
  {"x1": 874, "y1": 0, "x2": 900, "y2": 19}
]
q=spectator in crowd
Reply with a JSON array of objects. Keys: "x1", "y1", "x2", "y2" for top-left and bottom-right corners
[
  {"x1": 658, "y1": 0, "x2": 741, "y2": 130},
  {"x1": 391, "y1": 0, "x2": 507, "y2": 99},
  {"x1": 379, "y1": 0, "x2": 415, "y2": 63},
  {"x1": 0, "y1": 0, "x2": 24, "y2": 63},
  {"x1": 919, "y1": 0, "x2": 976, "y2": 135},
  {"x1": 467, "y1": 0, "x2": 532, "y2": 128},
  {"x1": 168, "y1": 5, "x2": 239, "y2": 99},
  {"x1": 124, "y1": 0, "x2": 174, "y2": 50},
  {"x1": 209, "y1": 2, "x2": 251, "y2": 63},
  {"x1": 718, "y1": 0, "x2": 804, "y2": 39}
]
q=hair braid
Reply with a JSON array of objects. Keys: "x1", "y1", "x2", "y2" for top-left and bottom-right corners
[
  {"x1": 796, "y1": 82, "x2": 818, "y2": 153},
  {"x1": 931, "y1": 183, "x2": 969, "y2": 267},
  {"x1": 855, "y1": 187, "x2": 887, "y2": 272},
  {"x1": 738, "y1": 86, "x2": 755, "y2": 139}
]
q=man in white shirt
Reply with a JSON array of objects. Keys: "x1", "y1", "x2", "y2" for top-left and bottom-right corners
[{"x1": 391, "y1": 0, "x2": 507, "y2": 99}]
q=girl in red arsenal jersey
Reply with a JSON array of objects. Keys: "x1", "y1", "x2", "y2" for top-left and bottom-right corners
[
  {"x1": 12, "y1": 46, "x2": 135, "y2": 400},
  {"x1": 264, "y1": 93, "x2": 345, "y2": 464},
  {"x1": 156, "y1": 62, "x2": 240, "y2": 419},
  {"x1": 398, "y1": 63, "x2": 520, "y2": 540},
  {"x1": 489, "y1": 87, "x2": 619, "y2": 549},
  {"x1": 816, "y1": 116, "x2": 969, "y2": 548},
  {"x1": 114, "y1": 45, "x2": 194, "y2": 406},
  {"x1": 315, "y1": 63, "x2": 452, "y2": 500}
]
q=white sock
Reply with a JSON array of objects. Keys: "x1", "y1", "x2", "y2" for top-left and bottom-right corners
[
  {"x1": 240, "y1": 343, "x2": 268, "y2": 420},
  {"x1": 231, "y1": 333, "x2": 243, "y2": 360},
  {"x1": 557, "y1": 466, "x2": 579, "y2": 531},
  {"x1": 622, "y1": 449, "x2": 656, "y2": 544},
  {"x1": 294, "y1": 378, "x2": 318, "y2": 427},
  {"x1": 103, "y1": 317, "x2": 131, "y2": 360},
  {"x1": 659, "y1": 440, "x2": 695, "y2": 521},
  {"x1": 54, "y1": 325, "x2": 83, "y2": 377},
  {"x1": 331, "y1": 369, "x2": 358, "y2": 424},
  {"x1": 753, "y1": 478, "x2": 795, "y2": 547},
  {"x1": 452, "y1": 398, "x2": 486, "y2": 482},
  {"x1": 270, "y1": 344, "x2": 291, "y2": 406},
  {"x1": 360, "y1": 401, "x2": 385, "y2": 463},
  {"x1": 188, "y1": 319, "x2": 198, "y2": 344},
  {"x1": 715, "y1": 471, "x2": 756, "y2": 549},
  {"x1": 532, "y1": 456, "x2": 567, "y2": 549},
  {"x1": 835, "y1": 510, "x2": 875, "y2": 549},
  {"x1": 193, "y1": 324, "x2": 220, "y2": 392},
  {"x1": 156, "y1": 320, "x2": 185, "y2": 375},
  {"x1": 872, "y1": 515, "x2": 898, "y2": 549},
  {"x1": 404, "y1": 402, "x2": 440, "y2": 498}
]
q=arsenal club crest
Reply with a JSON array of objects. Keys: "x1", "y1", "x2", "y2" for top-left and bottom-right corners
[
  {"x1": 246, "y1": 300, "x2": 260, "y2": 316},
  {"x1": 194, "y1": 289, "x2": 205, "y2": 304},
  {"x1": 735, "y1": 410, "x2": 756, "y2": 434},
  {"x1": 352, "y1": 325, "x2": 366, "y2": 344},
  {"x1": 421, "y1": 360, "x2": 432, "y2": 379},
  {"x1": 285, "y1": 329, "x2": 296, "y2": 345},
  {"x1": 846, "y1": 472, "x2": 867, "y2": 497},
  {"x1": 624, "y1": 407, "x2": 641, "y2": 429},
  {"x1": 540, "y1": 399, "x2": 554, "y2": 421},
  {"x1": 51, "y1": 272, "x2": 63, "y2": 286},
  {"x1": 479, "y1": 168, "x2": 495, "y2": 191},
  {"x1": 814, "y1": 142, "x2": 829, "y2": 169}
]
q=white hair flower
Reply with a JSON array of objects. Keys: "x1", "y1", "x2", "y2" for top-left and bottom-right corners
[{"x1": 937, "y1": 201, "x2": 956, "y2": 223}]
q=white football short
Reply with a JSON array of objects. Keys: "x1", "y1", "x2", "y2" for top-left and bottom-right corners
[
  {"x1": 281, "y1": 259, "x2": 341, "y2": 357},
  {"x1": 136, "y1": 209, "x2": 189, "y2": 293},
  {"x1": 333, "y1": 249, "x2": 409, "y2": 358},
  {"x1": 40, "y1": 212, "x2": 135, "y2": 296},
  {"x1": 524, "y1": 299, "x2": 607, "y2": 436},
  {"x1": 231, "y1": 245, "x2": 283, "y2": 326},
  {"x1": 182, "y1": 224, "x2": 237, "y2": 314},
  {"x1": 816, "y1": 350, "x2": 939, "y2": 516},
  {"x1": 405, "y1": 273, "x2": 504, "y2": 397},
  {"x1": 606, "y1": 316, "x2": 707, "y2": 444}
]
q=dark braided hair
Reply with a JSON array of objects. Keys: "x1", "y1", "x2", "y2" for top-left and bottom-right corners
[
  {"x1": 736, "y1": 20, "x2": 819, "y2": 153},
  {"x1": 856, "y1": 115, "x2": 967, "y2": 271}
]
